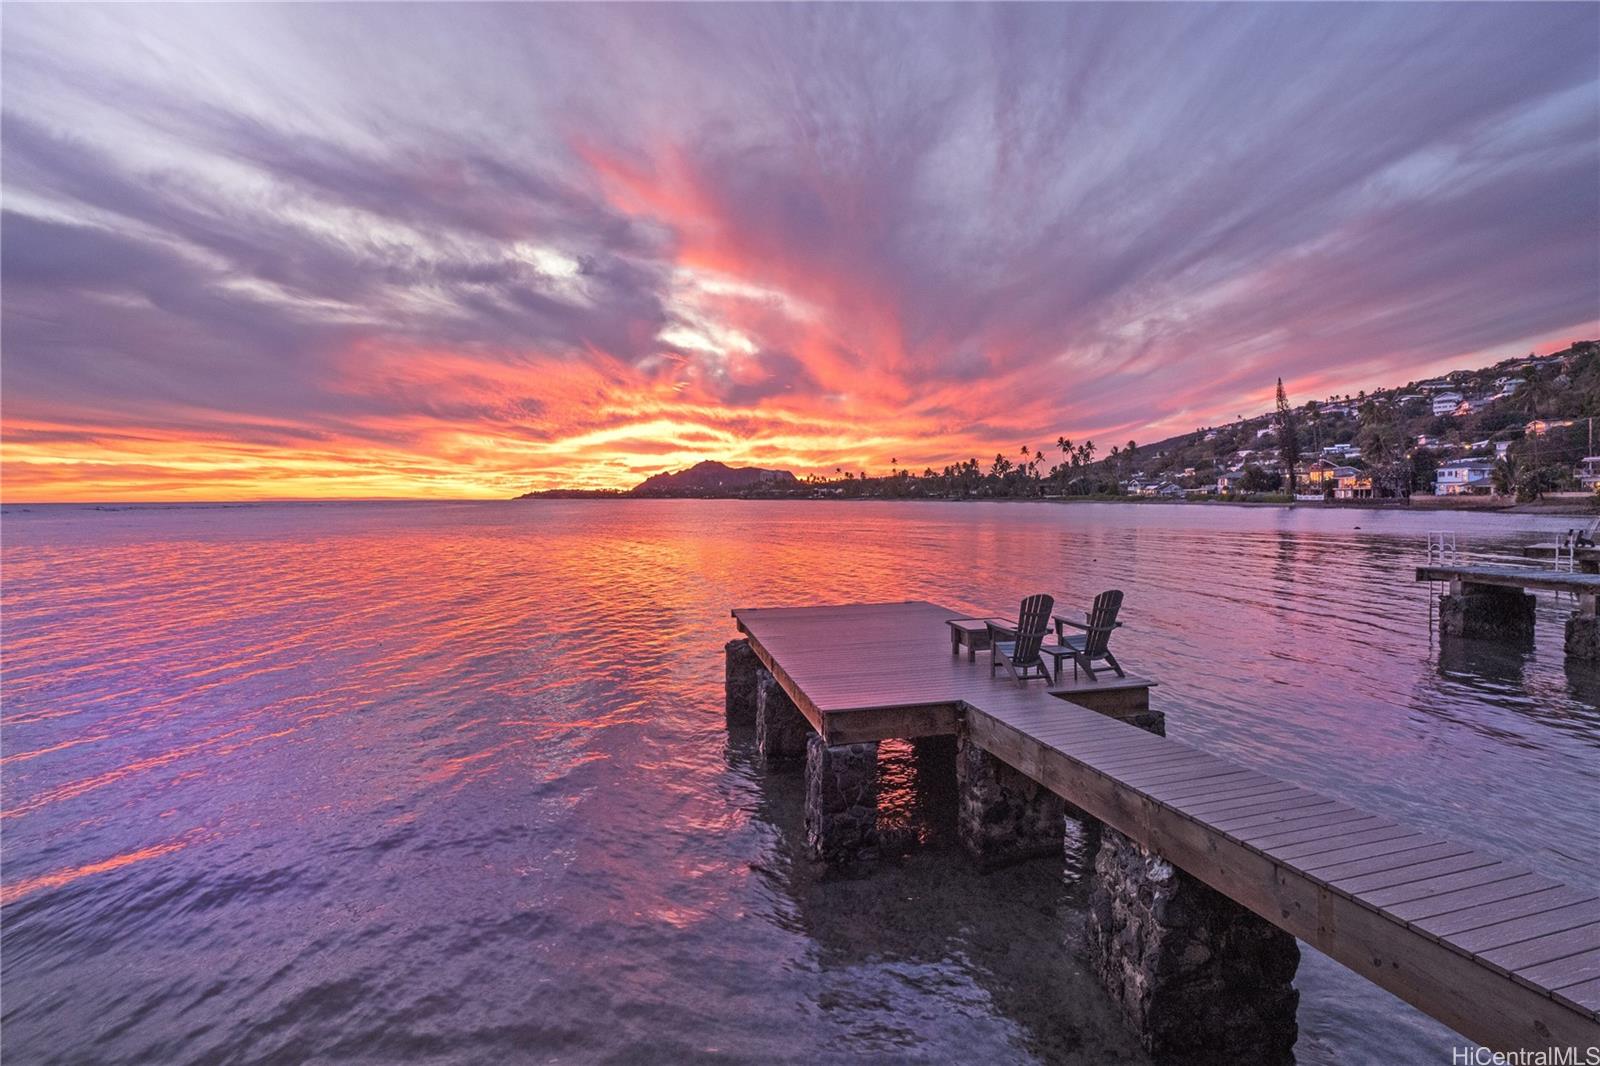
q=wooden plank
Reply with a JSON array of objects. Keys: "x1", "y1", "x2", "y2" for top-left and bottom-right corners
[
  {"x1": 1292, "y1": 834, "x2": 1446, "y2": 872},
  {"x1": 1120, "y1": 762, "x2": 1245, "y2": 791},
  {"x1": 1514, "y1": 947, "x2": 1600, "y2": 996},
  {"x1": 1213, "y1": 800, "x2": 1354, "y2": 834},
  {"x1": 1247, "y1": 816, "x2": 1400, "y2": 851},
  {"x1": 1269, "y1": 826, "x2": 1430, "y2": 864},
  {"x1": 1481, "y1": 923, "x2": 1600, "y2": 975},
  {"x1": 1386, "y1": 872, "x2": 1555, "y2": 923},
  {"x1": 1362, "y1": 863, "x2": 1525, "y2": 910},
  {"x1": 823, "y1": 703, "x2": 959, "y2": 744},
  {"x1": 1334, "y1": 853, "x2": 1501, "y2": 894},
  {"x1": 1070, "y1": 740, "x2": 1204, "y2": 767},
  {"x1": 1177, "y1": 787, "x2": 1317, "y2": 819},
  {"x1": 1232, "y1": 807, "x2": 1384, "y2": 844},
  {"x1": 1143, "y1": 771, "x2": 1276, "y2": 803},
  {"x1": 1554, "y1": 975, "x2": 1600, "y2": 1014},
  {"x1": 1085, "y1": 749, "x2": 1219, "y2": 779},
  {"x1": 1450, "y1": 900, "x2": 1600, "y2": 954},
  {"x1": 1413, "y1": 884, "x2": 1591, "y2": 938},
  {"x1": 1309, "y1": 841, "x2": 1471, "y2": 882}
]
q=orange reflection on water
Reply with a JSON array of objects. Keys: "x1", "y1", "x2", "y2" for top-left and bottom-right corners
[{"x1": 1, "y1": 834, "x2": 197, "y2": 907}]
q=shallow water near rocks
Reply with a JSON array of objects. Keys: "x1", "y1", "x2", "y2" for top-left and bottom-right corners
[{"x1": 3, "y1": 499, "x2": 1596, "y2": 1063}]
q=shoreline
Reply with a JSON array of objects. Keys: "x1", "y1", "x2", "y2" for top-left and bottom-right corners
[{"x1": 7, "y1": 495, "x2": 1595, "y2": 517}]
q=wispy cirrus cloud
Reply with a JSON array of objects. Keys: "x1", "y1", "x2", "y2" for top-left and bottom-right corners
[{"x1": 2, "y1": 3, "x2": 1596, "y2": 500}]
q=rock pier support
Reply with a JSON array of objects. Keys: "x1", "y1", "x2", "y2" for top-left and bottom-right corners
[
  {"x1": 1565, "y1": 593, "x2": 1600, "y2": 661},
  {"x1": 755, "y1": 669, "x2": 810, "y2": 761},
  {"x1": 1439, "y1": 582, "x2": 1536, "y2": 642},
  {"x1": 1077, "y1": 701, "x2": 1299, "y2": 1062},
  {"x1": 803, "y1": 736, "x2": 879, "y2": 863},
  {"x1": 1088, "y1": 827, "x2": 1300, "y2": 1064},
  {"x1": 724, "y1": 638, "x2": 761, "y2": 726},
  {"x1": 955, "y1": 722, "x2": 1065, "y2": 869}
]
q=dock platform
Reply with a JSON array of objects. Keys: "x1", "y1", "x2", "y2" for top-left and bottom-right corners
[
  {"x1": 731, "y1": 600, "x2": 1600, "y2": 1054},
  {"x1": 1416, "y1": 564, "x2": 1600, "y2": 658},
  {"x1": 1522, "y1": 543, "x2": 1600, "y2": 573},
  {"x1": 1416, "y1": 564, "x2": 1600, "y2": 600}
]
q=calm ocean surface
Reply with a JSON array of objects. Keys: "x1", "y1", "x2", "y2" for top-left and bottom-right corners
[{"x1": 2, "y1": 500, "x2": 1596, "y2": 1064}]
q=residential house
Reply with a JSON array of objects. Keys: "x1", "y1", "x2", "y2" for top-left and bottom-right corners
[
  {"x1": 1217, "y1": 471, "x2": 1245, "y2": 494},
  {"x1": 1528, "y1": 419, "x2": 1577, "y2": 436},
  {"x1": 1305, "y1": 459, "x2": 1340, "y2": 486},
  {"x1": 1334, "y1": 470, "x2": 1373, "y2": 499},
  {"x1": 1323, "y1": 443, "x2": 1361, "y2": 460},
  {"x1": 1435, "y1": 458, "x2": 1496, "y2": 496},
  {"x1": 1578, "y1": 458, "x2": 1600, "y2": 493},
  {"x1": 1431, "y1": 391, "x2": 1465, "y2": 416},
  {"x1": 1495, "y1": 440, "x2": 1513, "y2": 460}
]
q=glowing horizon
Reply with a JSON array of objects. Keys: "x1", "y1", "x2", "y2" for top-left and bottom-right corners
[{"x1": 4, "y1": 5, "x2": 1597, "y2": 503}]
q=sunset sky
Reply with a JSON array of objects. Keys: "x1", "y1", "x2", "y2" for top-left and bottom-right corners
[{"x1": 3, "y1": 4, "x2": 1597, "y2": 501}]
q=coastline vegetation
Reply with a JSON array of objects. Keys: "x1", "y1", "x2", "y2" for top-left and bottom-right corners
[{"x1": 519, "y1": 341, "x2": 1598, "y2": 509}]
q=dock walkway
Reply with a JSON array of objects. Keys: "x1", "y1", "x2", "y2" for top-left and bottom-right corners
[
  {"x1": 732, "y1": 600, "x2": 1600, "y2": 1052},
  {"x1": 1416, "y1": 564, "x2": 1600, "y2": 600}
]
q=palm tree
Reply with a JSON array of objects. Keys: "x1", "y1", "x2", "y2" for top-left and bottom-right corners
[
  {"x1": 1492, "y1": 455, "x2": 1519, "y2": 498},
  {"x1": 1518, "y1": 369, "x2": 1554, "y2": 419}
]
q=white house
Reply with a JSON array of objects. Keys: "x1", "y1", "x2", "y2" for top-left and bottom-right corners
[
  {"x1": 1435, "y1": 458, "x2": 1496, "y2": 496},
  {"x1": 1432, "y1": 392, "x2": 1465, "y2": 416},
  {"x1": 1217, "y1": 471, "x2": 1245, "y2": 494},
  {"x1": 1578, "y1": 457, "x2": 1600, "y2": 492},
  {"x1": 1495, "y1": 440, "x2": 1513, "y2": 460}
]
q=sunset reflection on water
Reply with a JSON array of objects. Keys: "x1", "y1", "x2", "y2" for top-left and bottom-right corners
[{"x1": 2, "y1": 500, "x2": 1595, "y2": 1064}]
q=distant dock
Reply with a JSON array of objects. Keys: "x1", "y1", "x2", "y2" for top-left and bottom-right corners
[
  {"x1": 1416, "y1": 564, "x2": 1600, "y2": 659},
  {"x1": 726, "y1": 600, "x2": 1599, "y2": 1059}
]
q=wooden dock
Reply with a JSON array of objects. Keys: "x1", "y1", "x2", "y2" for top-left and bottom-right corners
[
  {"x1": 1416, "y1": 564, "x2": 1600, "y2": 602},
  {"x1": 1522, "y1": 543, "x2": 1600, "y2": 573},
  {"x1": 732, "y1": 600, "x2": 1600, "y2": 1052},
  {"x1": 1416, "y1": 564, "x2": 1600, "y2": 658}
]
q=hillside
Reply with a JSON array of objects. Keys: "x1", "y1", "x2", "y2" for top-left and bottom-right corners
[{"x1": 629, "y1": 461, "x2": 798, "y2": 497}]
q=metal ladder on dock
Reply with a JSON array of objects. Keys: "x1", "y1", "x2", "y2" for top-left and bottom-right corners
[{"x1": 1424, "y1": 531, "x2": 1459, "y2": 636}]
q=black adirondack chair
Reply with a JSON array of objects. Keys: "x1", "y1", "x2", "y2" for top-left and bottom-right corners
[
  {"x1": 987, "y1": 593, "x2": 1055, "y2": 686},
  {"x1": 1053, "y1": 590, "x2": 1125, "y2": 681}
]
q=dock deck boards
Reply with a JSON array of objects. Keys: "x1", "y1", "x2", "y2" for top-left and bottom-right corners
[
  {"x1": 733, "y1": 600, "x2": 1600, "y2": 1050},
  {"x1": 1415, "y1": 564, "x2": 1600, "y2": 600}
]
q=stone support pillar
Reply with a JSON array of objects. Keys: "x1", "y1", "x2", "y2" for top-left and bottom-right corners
[
  {"x1": 724, "y1": 638, "x2": 761, "y2": 726},
  {"x1": 956, "y1": 724, "x2": 1065, "y2": 870},
  {"x1": 1565, "y1": 611, "x2": 1600, "y2": 661},
  {"x1": 755, "y1": 668, "x2": 810, "y2": 761},
  {"x1": 1088, "y1": 826, "x2": 1300, "y2": 1064},
  {"x1": 1440, "y1": 584, "x2": 1535, "y2": 642},
  {"x1": 803, "y1": 735, "x2": 880, "y2": 863}
]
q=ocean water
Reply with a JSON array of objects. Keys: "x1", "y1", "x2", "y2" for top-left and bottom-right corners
[{"x1": 2, "y1": 499, "x2": 1596, "y2": 1064}]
